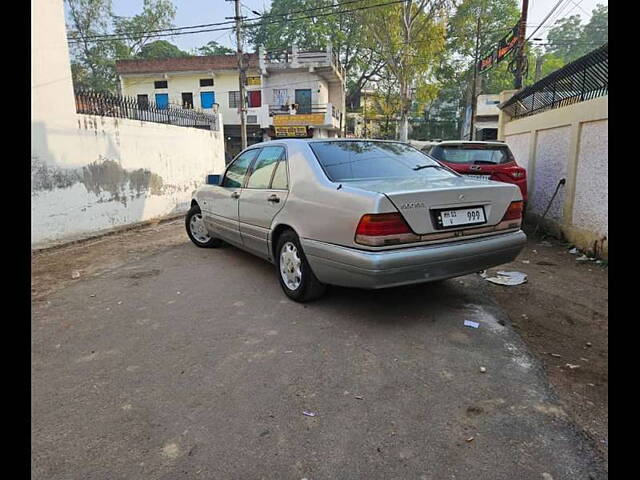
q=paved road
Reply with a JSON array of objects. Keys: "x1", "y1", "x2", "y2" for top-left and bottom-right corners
[{"x1": 32, "y1": 239, "x2": 605, "y2": 479}]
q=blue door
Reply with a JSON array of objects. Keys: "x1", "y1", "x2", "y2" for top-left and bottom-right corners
[
  {"x1": 155, "y1": 93, "x2": 169, "y2": 110},
  {"x1": 295, "y1": 89, "x2": 312, "y2": 114},
  {"x1": 200, "y1": 91, "x2": 215, "y2": 109}
]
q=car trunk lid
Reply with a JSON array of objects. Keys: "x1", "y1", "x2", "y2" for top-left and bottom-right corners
[{"x1": 343, "y1": 176, "x2": 519, "y2": 235}]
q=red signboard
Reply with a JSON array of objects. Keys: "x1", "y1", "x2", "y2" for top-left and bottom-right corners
[{"x1": 478, "y1": 22, "x2": 521, "y2": 73}]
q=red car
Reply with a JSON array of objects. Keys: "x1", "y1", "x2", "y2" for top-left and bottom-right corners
[{"x1": 428, "y1": 141, "x2": 528, "y2": 208}]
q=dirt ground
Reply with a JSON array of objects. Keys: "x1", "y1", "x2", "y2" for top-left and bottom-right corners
[
  {"x1": 482, "y1": 229, "x2": 608, "y2": 463},
  {"x1": 32, "y1": 219, "x2": 608, "y2": 467},
  {"x1": 31, "y1": 218, "x2": 187, "y2": 303}
]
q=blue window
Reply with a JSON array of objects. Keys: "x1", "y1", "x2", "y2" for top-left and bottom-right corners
[
  {"x1": 155, "y1": 93, "x2": 168, "y2": 110},
  {"x1": 200, "y1": 91, "x2": 215, "y2": 109}
]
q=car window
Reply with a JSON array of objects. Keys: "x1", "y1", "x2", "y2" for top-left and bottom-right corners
[
  {"x1": 222, "y1": 149, "x2": 260, "y2": 188},
  {"x1": 309, "y1": 141, "x2": 455, "y2": 182},
  {"x1": 271, "y1": 158, "x2": 288, "y2": 190},
  {"x1": 246, "y1": 146, "x2": 284, "y2": 189},
  {"x1": 430, "y1": 144, "x2": 514, "y2": 165}
]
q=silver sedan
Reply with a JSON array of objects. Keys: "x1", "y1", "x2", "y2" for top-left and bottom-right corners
[{"x1": 186, "y1": 139, "x2": 526, "y2": 301}]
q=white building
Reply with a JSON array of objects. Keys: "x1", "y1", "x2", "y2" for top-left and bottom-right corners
[
  {"x1": 116, "y1": 45, "x2": 346, "y2": 156},
  {"x1": 462, "y1": 94, "x2": 501, "y2": 140}
]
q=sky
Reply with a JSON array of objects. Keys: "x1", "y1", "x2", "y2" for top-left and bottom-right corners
[{"x1": 108, "y1": 0, "x2": 608, "y2": 52}]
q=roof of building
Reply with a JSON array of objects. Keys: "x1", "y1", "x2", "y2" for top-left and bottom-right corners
[{"x1": 116, "y1": 53, "x2": 259, "y2": 75}]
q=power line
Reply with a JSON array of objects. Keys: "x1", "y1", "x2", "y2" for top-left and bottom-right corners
[
  {"x1": 67, "y1": 19, "x2": 235, "y2": 42},
  {"x1": 525, "y1": 0, "x2": 568, "y2": 42},
  {"x1": 526, "y1": 23, "x2": 606, "y2": 29},
  {"x1": 67, "y1": 0, "x2": 377, "y2": 43},
  {"x1": 248, "y1": 0, "x2": 373, "y2": 20},
  {"x1": 531, "y1": 41, "x2": 604, "y2": 46},
  {"x1": 534, "y1": 0, "x2": 576, "y2": 37},
  {"x1": 567, "y1": 0, "x2": 591, "y2": 19}
]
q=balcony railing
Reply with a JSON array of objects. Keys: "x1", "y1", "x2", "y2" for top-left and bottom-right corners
[
  {"x1": 269, "y1": 103, "x2": 340, "y2": 119},
  {"x1": 75, "y1": 90, "x2": 220, "y2": 131},
  {"x1": 267, "y1": 102, "x2": 341, "y2": 129},
  {"x1": 269, "y1": 104, "x2": 329, "y2": 116},
  {"x1": 259, "y1": 44, "x2": 345, "y2": 79}
]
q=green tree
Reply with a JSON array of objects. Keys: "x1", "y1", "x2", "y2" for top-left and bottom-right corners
[
  {"x1": 545, "y1": 4, "x2": 607, "y2": 64},
  {"x1": 369, "y1": 76, "x2": 401, "y2": 139},
  {"x1": 111, "y1": 0, "x2": 176, "y2": 57},
  {"x1": 582, "y1": 4, "x2": 608, "y2": 48},
  {"x1": 66, "y1": 0, "x2": 116, "y2": 91},
  {"x1": 65, "y1": 0, "x2": 177, "y2": 92},
  {"x1": 196, "y1": 41, "x2": 234, "y2": 55},
  {"x1": 247, "y1": 0, "x2": 386, "y2": 114},
  {"x1": 359, "y1": 0, "x2": 450, "y2": 141},
  {"x1": 546, "y1": 14, "x2": 583, "y2": 62},
  {"x1": 524, "y1": 48, "x2": 565, "y2": 85},
  {"x1": 136, "y1": 40, "x2": 189, "y2": 59},
  {"x1": 249, "y1": 0, "x2": 333, "y2": 51},
  {"x1": 431, "y1": 0, "x2": 520, "y2": 137}
]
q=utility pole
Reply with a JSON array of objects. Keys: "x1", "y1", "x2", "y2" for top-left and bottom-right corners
[
  {"x1": 514, "y1": 0, "x2": 530, "y2": 89},
  {"x1": 226, "y1": 0, "x2": 247, "y2": 150},
  {"x1": 469, "y1": 13, "x2": 481, "y2": 141}
]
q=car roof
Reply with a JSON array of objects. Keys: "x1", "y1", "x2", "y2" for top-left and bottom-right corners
[
  {"x1": 433, "y1": 140, "x2": 507, "y2": 147},
  {"x1": 259, "y1": 138, "x2": 410, "y2": 144}
]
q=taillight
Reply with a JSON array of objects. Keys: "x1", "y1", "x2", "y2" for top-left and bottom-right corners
[
  {"x1": 355, "y1": 213, "x2": 419, "y2": 246},
  {"x1": 502, "y1": 201, "x2": 523, "y2": 221}
]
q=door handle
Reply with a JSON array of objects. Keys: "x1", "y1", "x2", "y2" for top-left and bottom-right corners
[
  {"x1": 231, "y1": 192, "x2": 240, "y2": 199},
  {"x1": 267, "y1": 194, "x2": 280, "y2": 203}
]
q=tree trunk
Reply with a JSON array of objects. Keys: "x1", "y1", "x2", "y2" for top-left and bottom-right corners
[
  {"x1": 399, "y1": 114, "x2": 409, "y2": 141},
  {"x1": 399, "y1": 81, "x2": 410, "y2": 141}
]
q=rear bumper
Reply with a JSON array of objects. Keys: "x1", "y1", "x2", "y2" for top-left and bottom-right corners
[{"x1": 301, "y1": 230, "x2": 526, "y2": 289}]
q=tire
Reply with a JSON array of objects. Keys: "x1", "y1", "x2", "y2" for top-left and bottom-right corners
[
  {"x1": 185, "y1": 204, "x2": 223, "y2": 248},
  {"x1": 275, "y1": 230, "x2": 327, "y2": 302}
]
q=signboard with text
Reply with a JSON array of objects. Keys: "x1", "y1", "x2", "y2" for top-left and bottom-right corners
[
  {"x1": 273, "y1": 113, "x2": 326, "y2": 126},
  {"x1": 478, "y1": 22, "x2": 521, "y2": 73},
  {"x1": 274, "y1": 126, "x2": 310, "y2": 137}
]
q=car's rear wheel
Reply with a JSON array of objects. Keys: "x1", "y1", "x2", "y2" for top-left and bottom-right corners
[
  {"x1": 276, "y1": 230, "x2": 326, "y2": 302},
  {"x1": 185, "y1": 204, "x2": 223, "y2": 248}
]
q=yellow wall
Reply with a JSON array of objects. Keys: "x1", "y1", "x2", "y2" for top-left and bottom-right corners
[
  {"x1": 498, "y1": 95, "x2": 608, "y2": 258},
  {"x1": 121, "y1": 70, "x2": 264, "y2": 126}
]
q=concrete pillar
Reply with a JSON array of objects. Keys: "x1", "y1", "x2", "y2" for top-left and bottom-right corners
[
  {"x1": 497, "y1": 89, "x2": 518, "y2": 141},
  {"x1": 561, "y1": 121, "x2": 583, "y2": 227}
]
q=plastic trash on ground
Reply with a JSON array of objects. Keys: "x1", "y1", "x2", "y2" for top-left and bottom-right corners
[
  {"x1": 464, "y1": 320, "x2": 480, "y2": 329},
  {"x1": 483, "y1": 271, "x2": 527, "y2": 286}
]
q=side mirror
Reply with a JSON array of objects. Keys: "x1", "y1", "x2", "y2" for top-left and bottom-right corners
[{"x1": 206, "y1": 174, "x2": 221, "y2": 185}]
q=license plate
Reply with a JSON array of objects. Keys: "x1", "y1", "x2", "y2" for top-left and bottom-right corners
[
  {"x1": 436, "y1": 207, "x2": 486, "y2": 228},
  {"x1": 463, "y1": 174, "x2": 491, "y2": 181}
]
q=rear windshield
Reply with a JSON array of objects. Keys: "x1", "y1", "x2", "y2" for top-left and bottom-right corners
[
  {"x1": 430, "y1": 144, "x2": 514, "y2": 165},
  {"x1": 309, "y1": 141, "x2": 456, "y2": 182}
]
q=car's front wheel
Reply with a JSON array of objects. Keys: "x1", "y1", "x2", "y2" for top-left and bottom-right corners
[
  {"x1": 276, "y1": 230, "x2": 326, "y2": 302},
  {"x1": 185, "y1": 204, "x2": 223, "y2": 248}
]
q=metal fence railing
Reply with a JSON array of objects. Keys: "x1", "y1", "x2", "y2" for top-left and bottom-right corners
[
  {"x1": 268, "y1": 103, "x2": 328, "y2": 116},
  {"x1": 499, "y1": 44, "x2": 608, "y2": 119},
  {"x1": 75, "y1": 90, "x2": 220, "y2": 131}
]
